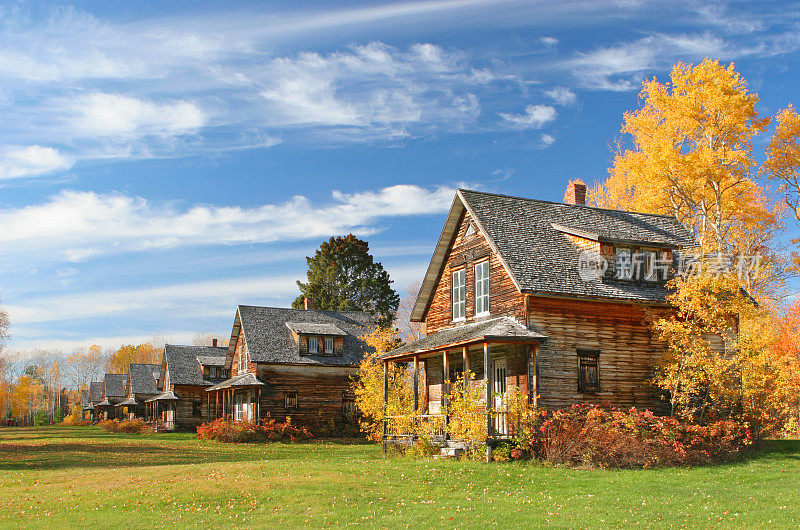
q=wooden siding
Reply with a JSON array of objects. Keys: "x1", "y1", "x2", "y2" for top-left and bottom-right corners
[
  {"x1": 173, "y1": 384, "x2": 211, "y2": 429},
  {"x1": 526, "y1": 296, "x2": 669, "y2": 413},
  {"x1": 255, "y1": 364, "x2": 356, "y2": 429},
  {"x1": 423, "y1": 211, "x2": 525, "y2": 333}
]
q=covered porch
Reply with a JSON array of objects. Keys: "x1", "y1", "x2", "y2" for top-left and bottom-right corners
[
  {"x1": 380, "y1": 317, "x2": 546, "y2": 461},
  {"x1": 206, "y1": 373, "x2": 265, "y2": 422},
  {"x1": 145, "y1": 391, "x2": 179, "y2": 431},
  {"x1": 115, "y1": 397, "x2": 140, "y2": 421},
  {"x1": 94, "y1": 399, "x2": 114, "y2": 421}
]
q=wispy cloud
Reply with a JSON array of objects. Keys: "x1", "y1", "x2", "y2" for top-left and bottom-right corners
[
  {"x1": 0, "y1": 184, "x2": 456, "y2": 264},
  {"x1": 499, "y1": 104, "x2": 557, "y2": 129},
  {"x1": 545, "y1": 86, "x2": 577, "y2": 105},
  {"x1": 0, "y1": 146, "x2": 74, "y2": 180}
]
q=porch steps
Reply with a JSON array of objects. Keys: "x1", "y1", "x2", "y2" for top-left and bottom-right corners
[{"x1": 438, "y1": 441, "x2": 466, "y2": 458}]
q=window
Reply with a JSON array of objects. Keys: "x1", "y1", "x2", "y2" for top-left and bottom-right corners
[
  {"x1": 578, "y1": 350, "x2": 600, "y2": 393},
  {"x1": 238, "y1": 349, "x2": 247, "y2": 373},
  {"x1": 643, "y1": 250, "x2": 659, "y2": 282},
  {"x1": 343, "y1": 400, "x2": 356, "y2": 417},
  {"x1": 324, "y1": 337, "x2": 334, "y2": 354},
  {"x1": 308, "y1": 337, "x2": 319, "y2": 354},
  {"x1": 474, "y1": 260, "x2": 490, "y2": 316},
  {"x1": 192, "y1": 401, "x2": 202, "y2": 417},
  {"x1": 465, "y1": 223, "x2": 476, "y2": 237},
  {"x1": 452, "y1": 269, "x2": 466, "y2": 320},
  {"x1": 285, "y1": 392, "x2": 298, "y2": 410}
]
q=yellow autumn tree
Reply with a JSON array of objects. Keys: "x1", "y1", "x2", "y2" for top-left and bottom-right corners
[
  {"x1": 351, "y1": 327, "x2": 414, "y2": 441},
  {"x1": 590, "y1": 59, "x2": 788, "y2": 423},
  {"x1": 105, "y1": 343, "x2": 160, "y2": 374}
]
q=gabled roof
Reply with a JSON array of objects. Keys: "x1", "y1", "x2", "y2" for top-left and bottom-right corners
[
  {"x1": 89, "y1": 381, "x2": 104, "y2": 403},
  {"x1": 230, "y1": 305, "x2": 376, "y2": 366},
  {"x1": 104, "y1": 374, "x2": 128, "y2": 398},
  {"x1": 381, "y1": 317, "x2": 546, "y2": 359},
  {"x1": 129, "y1": 363, "x2": 161, "y2": 395},
  {"x1": 164, "y1": 345, "x2": 227, "y2": 386},
  {"x1": 413, "y1": 189, "x2": 695, "y2": 320},
  {"x1": 206, "y1": 372, "x2": 265, "y2": 391}
]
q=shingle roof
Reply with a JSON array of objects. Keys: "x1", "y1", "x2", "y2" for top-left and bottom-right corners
[
  {"x1": 165, "y1": 345, "x2": 227, "y2": 386},
  {"x1": 129, "y1": 363, "x2": 161, "y2": 395},
  {"x1": 145, "y1": 390, "x2": 179, "y2": 402},
  {"x1": 285, "y1": 322, "x2": 347, "y2": 336},
  {"x1": 413, "y1": 189, "x2": 695, "y2": 320},
  {"x1": 104, "y1": 374, "x2": 128, "y2": 398},
  {"x1": 197, "y1": 355, "x2": 226, "y2": 366},
  {"x1": 206, "y1": 372, "x2": 265, "y2": 391},
  {"x1": 234, "y1": 305, "x2": 376, "y2": 366},
  {"x1": 381, "y1": 317, "x2": 546, "y2": 359},
  {"x1": 89, "y1": 381, "x2": 104, "y2": 403},
  {"x1": 117, "y1": 397, "x2": 138, "y2": 406},
  {"x1": 460, "y1": 189, "x2": 693, "y2": 301}
]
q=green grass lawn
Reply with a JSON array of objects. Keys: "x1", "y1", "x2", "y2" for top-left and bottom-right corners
[{"x1": 0, "y1": 427, "x2": 798, "y2": 528}]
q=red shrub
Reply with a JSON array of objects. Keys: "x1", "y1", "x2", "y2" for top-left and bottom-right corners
[
  {"x1": 196, "y1": 414, "x2": 312, "y2": 443},
  {"x1": 529, "y1": 404, "x2": 753, "y2": 468}
]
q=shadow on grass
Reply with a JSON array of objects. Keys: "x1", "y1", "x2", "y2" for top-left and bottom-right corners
[{"x1": 0, "y1": 427, "x2": 377, "y2": 471}]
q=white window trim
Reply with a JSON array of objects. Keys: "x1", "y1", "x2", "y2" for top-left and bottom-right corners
[
  {"x1": 238, "y1": 347, "x2": 248, "y2": 373},
  {"x1": 474, "y1": 260, "x2": 490, "y2": 317},
  {"x1": 308, "y1": 336, "x2": 319, "y2": 354},
  {"x1": 324, "y1": 337, "x2": 334, "y2": 354},
  {"x1": 452, "y1": 269, "x2": 466, "y2": 322}
]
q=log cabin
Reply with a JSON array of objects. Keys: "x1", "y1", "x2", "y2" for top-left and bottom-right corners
[
  {"x1": 145, "y1": 344, "x2": 228, "y2": 431},
  {"x1": 206, "y1": 304, "x2": 375, "y2": 432},
  {"x1": 380, "y1": 184, "x2": 698, "y2": 458},
  {"x1": 117, "y1": 363, "x2": 161, "y2": 420}
]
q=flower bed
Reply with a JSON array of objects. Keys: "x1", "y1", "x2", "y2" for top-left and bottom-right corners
[
  {"x1": 196, "y1": 415, "x2": 312, "y2": 443},
  {"x1": 97, "y1": 418, "x2": 150, "y2": 434}
]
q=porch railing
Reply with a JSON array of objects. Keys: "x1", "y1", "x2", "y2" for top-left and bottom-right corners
[{"x1": 385, "y1": 414, "x2": 446, "y2": 440}]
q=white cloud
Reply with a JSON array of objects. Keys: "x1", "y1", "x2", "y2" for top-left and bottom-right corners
[
  {"x1": 567, "y1": 33, "x2": 729, "y2": 91},
  {"x1": 544, "y1": 86, "x2": 577, "y2": 105},
  {"x1": 540, "y1": 36, "x2": 559, "y2": 47},
  {"x1": 0, "y1": 146, "x2": 74, "y2": 180},
  {"x1": 540, "y1": 133, "x2": 556, "y2": 147},
  {"x1": 72, "y1": 93, "x2": 207, "y2": 137},
  {"x1": 0, "y1": 184, "x2": 456, "y2": 264},
  {"x1": 499, "y1": 104, "x2": 557, "y2": 129}
]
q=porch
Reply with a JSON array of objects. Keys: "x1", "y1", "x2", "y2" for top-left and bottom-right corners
[
  {"x1": 115, "y1": 397, "x2": 140, "y2": 421},
  {"x1": 206, "y1": 372, "x2": 265, "y2": 422},
  {"x1": 380, "y1": 317, "x2": 546, "y2": 462},
  {"x1": 145, "y1": 391, "x2": 179, "y2": 431}
]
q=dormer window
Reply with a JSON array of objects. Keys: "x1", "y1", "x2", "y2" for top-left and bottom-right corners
[
  {"x1": 309, "y1": 337, "x2": 319, "y2": 354},
  {"x1": 324, "y1": 337, "x2": 334, "y2": 354},
  {"x1": 615, "y1": 247, "x2": 668, "y2": 282}
]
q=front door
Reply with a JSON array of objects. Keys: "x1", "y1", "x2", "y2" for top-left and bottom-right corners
[{"x1": 492, "y1": 358, "x2": 507, "y2": 435}]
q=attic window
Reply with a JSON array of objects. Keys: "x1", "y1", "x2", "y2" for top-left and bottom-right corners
[{"x1": 465, "y1": 223, "x2": 477, "y2": 237}]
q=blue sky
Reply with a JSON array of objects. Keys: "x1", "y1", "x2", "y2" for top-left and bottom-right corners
[{"x1": 1, "y1": 0, "x2": 799, "y2": 352}]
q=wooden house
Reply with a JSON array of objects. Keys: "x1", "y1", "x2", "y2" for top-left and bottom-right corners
[
  {"x1": 145, "y1": 344, "x2": 228, "y2": 431},
  {"x1": 117, "y1": 363, "x2": 161, "y2": 420},
  {"x1": 206, "y1": 304, "x2": 375, "y2": 432},
  {"x1": 99, "y1": 373, "x2": 127, "y2": 420},
  {"x1": 79, "y1": 389, "x2": 93, "y2": 421},
  {"x1": 380, "y1": 185, "x2": 698, "y2": 458}
]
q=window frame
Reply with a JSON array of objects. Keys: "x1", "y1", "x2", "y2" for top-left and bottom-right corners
[
  {"x1": 474, "y1": 260, "x2": 490, "y2": 317},
  {"x1": 285, "y1": 391, "x2": 298, "y2": 410},
  {"x1": 308, "y1": 336, "x2": 319, "y2": 354},
  {"x1": 577, "y1": 349, "x2": 600, "y2": 393},
  {"x1": 192, "y1": 401, "x2": 202, "y2": 417},
  {"x1": 324, "y1": 337, "x2": 334, "y2": 354},
  {"x1": 451, "y1": 269, "x2": 466, "y2": 321}
]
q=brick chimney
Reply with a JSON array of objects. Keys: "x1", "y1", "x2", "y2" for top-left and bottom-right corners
[
  {"x1": 304, "y1": 297, "x2": 315, "y2": 310},
  {"x1": 212, "y1": 338, "x2": 218, "y2": 347},
  {"x1": 564, "y1": 179, "x2": 587, "y2": 206}
]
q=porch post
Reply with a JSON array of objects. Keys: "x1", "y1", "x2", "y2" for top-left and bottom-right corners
[
  {"x1": 207, "y1": 393, "x2": 210, "y2": 422},
  {"x1": 382, "y1": 361, "x2": 389, "y2": 454},
  {"x1": 462, "y1": 346, "x2": 469, "y2": 396},
  {"x1": 412, "y1": 355, "x2": 419, "y2": 412},
  {"x1": 484, "y1": 341, "x2": 492, "y2": 463},
  {"x1": 442, "y1": 350, "x2": 450, "y2": 434},
  {"x1": 257, "y1": 387, "x2": 261, "y2": 422},
  {"x1": 531, "y1": 343, "x2": 539, "y2": 408}
]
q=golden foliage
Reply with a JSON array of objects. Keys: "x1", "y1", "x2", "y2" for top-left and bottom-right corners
[
  {"x1": 445, "y1": 372, "x2": 486, "y2": 454},
  {"x1": 590, "y1": 59, "x2": 779, "y2": 259},
  {"x1": 105, "y1": 343, "x2": 160, "y2": 374},
  {"x1": 351, "y1": 327, "x2": 414, "y2": 442}
]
